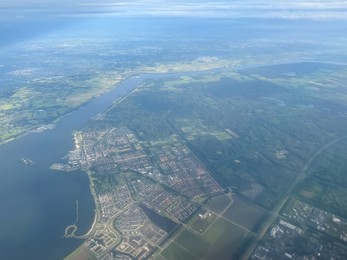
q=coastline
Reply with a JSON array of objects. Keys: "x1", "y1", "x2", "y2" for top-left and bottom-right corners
[
  {"x1": 1, "y1": 59, "x2": 342, "y2": 148},
  {"x1": 2, "y1": 60, "x2": 345, "y2": 259}
]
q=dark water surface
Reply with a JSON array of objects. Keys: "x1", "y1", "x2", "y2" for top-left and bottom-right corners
[
  {"x1": 139, "y1": 204, "x2": 178, "y2": 233},
  {"x1": 0, "y1": 75, "x2": 151, "y2": 260}
]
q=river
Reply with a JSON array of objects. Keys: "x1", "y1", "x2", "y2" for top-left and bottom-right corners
[
  {"x1": 0, "y1": 69, "x2": 218, "y2": 259},
  {"x1": 0, "y1": 74, "x2": 159, "y2": 259}
]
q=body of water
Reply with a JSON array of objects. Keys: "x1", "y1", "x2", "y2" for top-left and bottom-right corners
[
  {"x1": 0, "y1": 65, "x2": 226, "y2": 259},
  {"x1": 0, "y1": 74, "x2": 152, "y2": 259},
  {"x1": 139, "y1": 204, "x2": 178, "y2": 233}
]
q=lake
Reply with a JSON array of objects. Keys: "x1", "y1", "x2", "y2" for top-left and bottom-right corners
[
  {"x1": 0, "y1": 74, "x2": 153, "y2": 259},
  {"x1": 0, "y1": 70, "x2": 213, "y2": 259}
]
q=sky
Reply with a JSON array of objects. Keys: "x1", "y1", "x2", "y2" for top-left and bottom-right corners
[{"x1": 1, "y1": 0, "x2": 347, "y2": 20}]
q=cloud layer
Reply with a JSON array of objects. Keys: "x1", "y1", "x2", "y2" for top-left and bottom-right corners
[{"x1": 1, "y1": 0, "x2": 347, "y2": 20}]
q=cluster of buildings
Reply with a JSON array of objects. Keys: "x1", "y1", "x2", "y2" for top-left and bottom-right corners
[
  {"x1": 72, "y1": 126, "x2": 139, "y2": 171},
  {"x1": 98, "y1": 185, "x2": 133, "y2": 222},
  {"x1": 132, "y1": 178, "x2": 198, "y2": 222},
  {"x1": 148, "y1": 144, "x2": 224, "y2": 198},
  {"x1": 251, "y1": 199, "x2": 347, "y2": 260},
  {"x1": 55, "y1": 125, "x2": 224, "y2": 259},
  {"x1": 114, "y1": 206, "x2": 168, "y2": 259},
  {"x1": 283, "y1": 200, "x2": 347, "y2": 242},
  {"x1": 59, "y1": 126, "x2": 223, "y2": 200},
  {"x1": 252, "y1": 218, "x2": 347, "y2": 259},
  {"x1": 84, "y1": 227, "x2": 119, "y2": 258}
]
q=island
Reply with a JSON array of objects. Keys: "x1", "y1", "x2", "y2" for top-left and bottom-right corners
[{"x1": 19, "y1": 158, "x2": 34, "y2": 166}]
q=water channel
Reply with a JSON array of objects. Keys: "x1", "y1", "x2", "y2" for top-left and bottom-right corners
[
  {"x1": 0, "y1": 74, "x2": 162, "y2": 259},
  {"x1": 0, "y1": 68, "x2": 224, "y2": 259}
]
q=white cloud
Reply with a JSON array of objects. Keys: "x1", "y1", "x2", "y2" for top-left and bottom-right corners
[{"x1": 1, "y1": 0, "x2": 347, "y2": 20}]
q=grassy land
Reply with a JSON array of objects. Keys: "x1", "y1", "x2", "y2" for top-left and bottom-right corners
[
  {"x1": 169, "y1": 218, "x2": 250, "y2": 260},
  {"x1": 161, "y1": 215, "x2": 251, "y2": 260},
  {"x1": 64, "y1": 246, "x2": 96, "y2": 260},
  {"x1": 189, "y1": 211, "x2": 217, "y2": 233},
  {"x1": 65, "y1": 62, "x2": 347, "y2": 259},
  {"x1": 222, "y1": 196, "x2": 268, "y2": 233},
  {"x1": 203, "y1": 218, "x2": 249, "y2": 259},
  {"x1": 161, "y1": 242, "x2": 199, "y2": 260},
  {"x1": 205, "y1": 194, "x2": 231, "y2": 214},
  {"x1": 175, "y1": 230, "x2": 210, "y2": 258}
]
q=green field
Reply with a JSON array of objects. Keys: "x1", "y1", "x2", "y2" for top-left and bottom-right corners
[
  {"x1": 189, "y1": 211, "x2": 217, "y2": 233},
  {"x1": 308, "y1": 139, "x2": 347, "y2": 186},
  {"x1": 205, "y1": 194, "x2": 231, "y2": 214},
  {"x1": 203, "y1": 218, "x2": 249, "y2": 259},
  {"x1": 175, "y1": 230, "x2": 210, "y2": 258},
  {"x1": 295, "y1": 178, "x2": 326, "y2": 201},
  {"x1": 167, "y1": 218, "x2": 250, "y2": 260},
  {"x1": 222, "y1": 195, "x2": 267, "y2": 232},
  {"x1": 161, "y1": 242, "x2": 199, "y2": 260}
]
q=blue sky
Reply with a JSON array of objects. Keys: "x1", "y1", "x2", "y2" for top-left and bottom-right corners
[{"x1": 1, "y1": 0, "x2": 347, "y2": 20}]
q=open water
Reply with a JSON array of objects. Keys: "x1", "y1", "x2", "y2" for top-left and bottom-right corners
[{"x1": 0, "y1": 75, "x2": 150, "y2": 259}]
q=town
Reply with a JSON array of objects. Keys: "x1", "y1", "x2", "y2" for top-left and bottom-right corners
[
  {"x1": 54, "y1": 126, "x2": 224, "y2": 259},
  {"x1": 59, "y1": 64, "x2": 347, "y2": 259}
]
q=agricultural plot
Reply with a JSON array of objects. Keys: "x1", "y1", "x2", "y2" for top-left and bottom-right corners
[
  {"x1": 222, "y1": 195, "x2": 268, "y2": 233},
  {"x1": 202, "y1": 218, "x2": 250, "y2": 259},
  {"x1": 189, "y1": 210, "x2": 217, "y2": 233},
  {"x1": 172, "y1": 218, "x2": 250, "y2": 260},
  {"x1": 205, "y1": 194, "x2": 231, "y2": 214}
]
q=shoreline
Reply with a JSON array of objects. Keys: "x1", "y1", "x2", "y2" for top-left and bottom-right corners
[{"x1": 2, "y1": 59, "x2": 342, "y2": 148}]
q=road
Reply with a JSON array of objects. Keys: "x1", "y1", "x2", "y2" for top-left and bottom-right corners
[{"x1": 241, "y1": 136, "x2": 347, "y2": 260}]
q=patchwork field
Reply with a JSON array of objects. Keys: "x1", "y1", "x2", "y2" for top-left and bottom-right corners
[
  {"x1": 205, "y1": 194, "x2": 231, "y2": 214},
  {"x1": 223, "y1": 196, "x2": 268, "y2": 232},
  {"x1": 164, "y1": 218, "x2": 250, "y2": 260}
]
